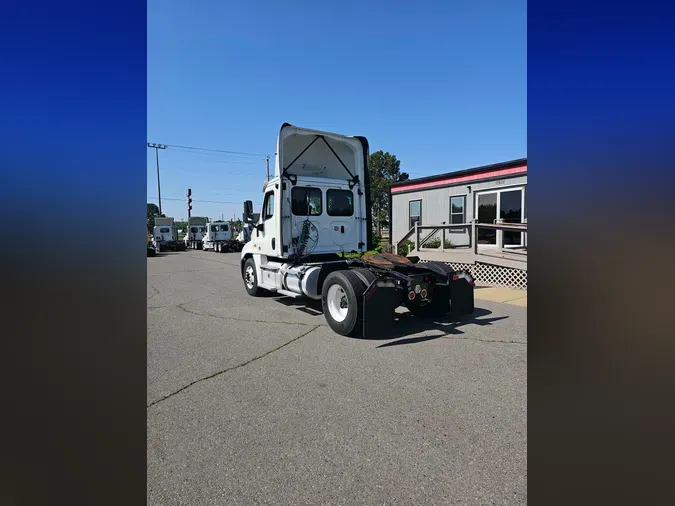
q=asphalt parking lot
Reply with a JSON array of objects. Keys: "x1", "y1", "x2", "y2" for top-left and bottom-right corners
[{"x1": 147, "y1": 250, "x2": 527, "y2": 505}]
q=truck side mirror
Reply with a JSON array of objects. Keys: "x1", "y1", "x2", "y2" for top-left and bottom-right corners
[{"x1": 243, "y1": 200, "x2": 254, "y2": 222}]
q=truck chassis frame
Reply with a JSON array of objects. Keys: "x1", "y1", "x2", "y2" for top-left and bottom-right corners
[{"x1": 241, "y1": 252, "x2": 474, "y2": 338}]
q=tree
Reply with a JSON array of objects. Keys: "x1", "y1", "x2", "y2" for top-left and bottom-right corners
[
  {"x1": 368, "y1": 151, "x2": 409, "y2": 236},
  {"x1": 147, "y1": 203, "x2": 165, "y2": 234}
]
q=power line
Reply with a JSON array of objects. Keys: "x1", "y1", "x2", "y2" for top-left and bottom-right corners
[
  {"x1": 166, "y1": 143, "x2": 267, "y2": 158},
  {"x1": 147, "y1": 196, "x2": 243, "y2": 205},
  {"x1": 159, "y1": 153, "x2": 263, "y2": 166},
  {"x1": 167, "y1": 147, "x2": 265, "y2": 160}
]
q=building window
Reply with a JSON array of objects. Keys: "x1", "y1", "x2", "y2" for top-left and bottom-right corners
[
  {"x1": 326, "y1": 189, "x2": 353, "y2": 216},
  {"x1": 292, "y1": 187, "x2": 322, "y2": 216},
  {"x1": 409, "y1": 200, "x2": 421, "y2": 230},
  {"x1": 263, "y1": 191, "x2": 275, "y2": 220},
  {"x1": 450, "y1": 196, "x2": 466, "y2": 225}
]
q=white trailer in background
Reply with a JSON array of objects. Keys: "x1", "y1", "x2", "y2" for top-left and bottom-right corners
[{"x1": 184, "y1": 216, "x2": 207, "y2": 249}]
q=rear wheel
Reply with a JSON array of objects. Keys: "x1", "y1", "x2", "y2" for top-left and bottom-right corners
[{"x1": 321, "y1": 270, "x2": 369, "y2": 337}]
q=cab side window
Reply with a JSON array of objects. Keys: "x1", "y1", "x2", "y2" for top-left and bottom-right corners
[{"x1": 263, "y1": 191, "x2": 275, "y2": 220}]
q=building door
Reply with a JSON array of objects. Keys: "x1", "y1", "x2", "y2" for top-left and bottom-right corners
[
  {"x1": 476, "y1": 192, "x2": 497, "y2": 245},
  {"x1": 475, "y1": 186, "x2": 525, "y2": 247},
  {"x1": 499, "y1": 189, "x2": 524, "y2": 247}
]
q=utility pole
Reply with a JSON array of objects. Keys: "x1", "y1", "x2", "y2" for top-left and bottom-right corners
[
  {"x1": 147, "y1": 143, "x2": 167, "y2": 214},
  {"x1": 186, "y1": 188, "x2": 192, "y2": 219},
  {"x1": 266, "y1": 155, "x2": 270, "y2": 181}
]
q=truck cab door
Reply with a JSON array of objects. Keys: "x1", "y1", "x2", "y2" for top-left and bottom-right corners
[{"x1": 254, "y1": 189, "x2": 278, "y2": 255}]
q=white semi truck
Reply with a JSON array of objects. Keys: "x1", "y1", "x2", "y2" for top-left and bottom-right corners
[
  {"x1": 240, "y1": 123, "x2": 475, "y2": 338},
  {"x1": 152, "y1": 217, "x2": 186, "y2": 252},
  {"x1": 202, "y1": 221, "x2": 234, "y2": 252},
  {"x1": 185, "y1": 216, "x2": 207, "y2": 249}
]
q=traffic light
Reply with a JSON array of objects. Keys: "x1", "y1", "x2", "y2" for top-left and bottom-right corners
[{"x1": 186, "y1": 189, "x2": 192, "y2": 211}]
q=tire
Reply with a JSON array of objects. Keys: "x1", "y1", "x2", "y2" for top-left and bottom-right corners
[
  {"x1": 321, "y1": 270, "x2": 369, "y2": 337},
  {"x1": 243, "y1": 258, "x2": 263, "y2": 296},
  {"x1": 405, "y1": 284, "x2": 450, "y2": 317}
]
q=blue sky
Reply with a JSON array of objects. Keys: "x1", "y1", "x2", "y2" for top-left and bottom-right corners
[{"x1": 147, "y1": 0, "x2": 526, "y2": 222}]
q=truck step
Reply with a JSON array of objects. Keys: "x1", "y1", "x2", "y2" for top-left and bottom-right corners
[
  {"x1": 276, "y1": 289, "x2": 302, "y2": 298},
  {"x1": 260, "y1": 265, "x2": 280, "y2": 272}
]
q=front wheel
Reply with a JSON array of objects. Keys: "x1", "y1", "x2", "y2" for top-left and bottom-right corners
[
  {"x1": 321, "y1": 270, "x2": 368, "y2": 337},
  {"x1": 243, "y1": 258, "x2": 263, "y2": 296}
]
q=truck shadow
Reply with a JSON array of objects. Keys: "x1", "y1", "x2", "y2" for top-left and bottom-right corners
[
  {"x1": 372, "y1": 308, "x2": 510, "y2": 347},
  {"x1": 271, "y1": 296, "x2": 511, "y2": 344},
  {"x1": 272, "y1": 296, "x2": 324, "y2": 316}
]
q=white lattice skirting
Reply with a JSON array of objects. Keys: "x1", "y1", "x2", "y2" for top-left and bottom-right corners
[{"x1": 419, "y1": 260, "x2": 527, "y2": 291}]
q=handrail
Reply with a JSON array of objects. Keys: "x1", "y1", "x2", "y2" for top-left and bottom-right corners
[
  {"x1": 394, "y1": 221, "x2": 527, "y2": 257},
  {"x1": 394, "y1": 225, "x2": 417, "y2": 255},
  {"x1": 418, "y1": 227, "x2": 441, "y2": 247}
]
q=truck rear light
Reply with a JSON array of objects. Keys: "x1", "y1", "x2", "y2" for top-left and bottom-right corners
[
  {"x1": 408, "y1": 291, "x2": 416, "y2": 300},
  {"x1": 420, "y1": 288, "x2": 428, "y2": 298},
  {"x1": 453, "y1": 273, "x2": 476, "y2": 286}
]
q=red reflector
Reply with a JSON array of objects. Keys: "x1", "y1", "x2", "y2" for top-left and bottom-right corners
[
  {"x1": 452, "y1": 275, "x2": 459, "y2": 281},
  {"x1": 408, "y1": 291, "x2": 416, "y2": 300}
]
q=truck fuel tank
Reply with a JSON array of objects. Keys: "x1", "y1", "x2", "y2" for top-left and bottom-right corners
[{"x1": 281, "y1": 264, "x2": 322, "y2": 299}]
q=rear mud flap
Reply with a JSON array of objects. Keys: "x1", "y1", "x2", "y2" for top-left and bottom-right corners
[
  {"x1": 450, "y1": 278, "x2": 475, "y2": 317},
  {"x1": 362, "y1": 279, "x2": 400, "y2": 338}
]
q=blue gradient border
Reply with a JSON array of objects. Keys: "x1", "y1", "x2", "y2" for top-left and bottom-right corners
[
  {"x1": 1, "y1": 2, "x2": 147, "y2": 504},
  {"x1": 529, "y1": 1, "x2": 675, "y2": 504}
]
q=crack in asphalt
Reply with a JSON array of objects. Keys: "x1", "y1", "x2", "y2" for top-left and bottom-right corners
[
  {"x1": 147, "y1": 287, "x2": 232, "y2": 310},
  {"x1": 147, "y1": 325, "x2": 321, "y2": 408},
  {"x1": 442, "y1": 335, "x2": 526, "y2": 345},
  {"x1": 147, "y1": 276, "x2": 172, "y2": 301},
  {"x1": 147, "y1": 284, "x2": 161, "y2": 301},
  {"x1": 174, "y1": 303, "x2": 322, "y2": 327}
]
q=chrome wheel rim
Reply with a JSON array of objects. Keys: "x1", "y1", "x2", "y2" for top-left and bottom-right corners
[
  {"x1": 245, "y1": 266, "x2": 255, "y2": 289},
  {"x1": 327, "y1": 284, "x2": 349, "y2": 322}
]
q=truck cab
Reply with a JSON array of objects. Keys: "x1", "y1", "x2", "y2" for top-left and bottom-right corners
[
  {"x1": 153, "y1": 225, "x2": 174, "y2": 244},
  {"x1": 152, "y1": 217, "x2": 186, "y2": 252},
  {"x1": 202, "y1": 221, "x2": 233, "y2": 251},
  {"x1": 185, "y1": 217, "x2": 208, "y2": 249},
  {"x1": 242, "y1": 123, "x2": 369, "y2": 262}
]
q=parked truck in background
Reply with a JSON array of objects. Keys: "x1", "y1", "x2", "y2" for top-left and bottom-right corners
[
  {"x1": 152, "y1": 217, "x2": 186, "y2": 252},
  {"x1": 202, "y1": 221, "x2": 234, "y2": 252},
  {"x1": 185, "y1": 216, "x2": 207, "y2": 249},
  {"x1": 235, "y1": 221, "x2": 255, "y2": 244},
  {"x1": 240, "y1": 123, "x2": 475, "y2": 338}
]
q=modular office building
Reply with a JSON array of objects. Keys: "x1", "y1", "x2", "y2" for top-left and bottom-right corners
[{"x1": 389, "y1": 158, "x2": 527, "y2": 249}]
